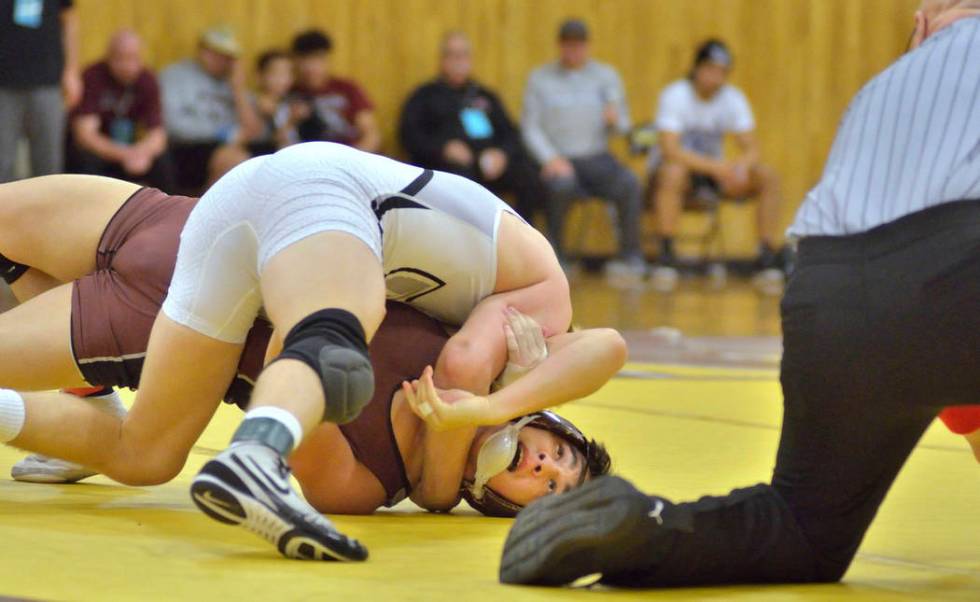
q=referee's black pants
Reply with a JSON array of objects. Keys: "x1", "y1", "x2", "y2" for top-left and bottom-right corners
[{"x1": 609, "y1": 199, "x2": 980, "y2": 586}]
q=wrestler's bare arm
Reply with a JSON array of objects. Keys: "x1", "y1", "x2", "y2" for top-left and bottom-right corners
[
  {"x1": 433, "y1": 275, "x2": 572, "y2": 396},
  {"x1": 407, "y1": 327, "x2": 627, "y2": 431},
  {"x1": 408, "y1": 420, "x2": 475, "y2": 512},
  {"x1": 486, "y1": 328, "x2": 627, "y2": 421}
]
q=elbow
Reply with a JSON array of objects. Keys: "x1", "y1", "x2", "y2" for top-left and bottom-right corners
[
  {"x1": 437, "y1": 338, "x2": 496, "y2": 392},
  {"x1": 411, "y1": 488, "x2": 461, "y2": 513},
  {"x1": 540, "y1": 274, "x2": 573, "y2": 336},
  {"x1": 596, "y1": 328, "x2": 628, "y2": 375}
]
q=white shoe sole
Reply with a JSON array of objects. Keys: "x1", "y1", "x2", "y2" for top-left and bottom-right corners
[{"x1": 191, "y1": 459, "x2": 368, "y2": 561}]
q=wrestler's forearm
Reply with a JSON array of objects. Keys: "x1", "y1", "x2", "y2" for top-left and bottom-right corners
[
  {"x1": 410, "y1": 424, "x2": 475, "y2": 511},
  {"x1": 484, "y1": 328, "x2": 627, "y2": 423},
  {"x1": 434, "y1": 278, "x2": 572, "y2": 395}
]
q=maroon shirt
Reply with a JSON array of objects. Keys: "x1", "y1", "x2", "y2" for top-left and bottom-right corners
[
  {"x1": 292, "y1": 76, "x2": 374, "y2": 146},
  {"x1": 71, "y1": 61, "x2": 162, "y2": 143}
]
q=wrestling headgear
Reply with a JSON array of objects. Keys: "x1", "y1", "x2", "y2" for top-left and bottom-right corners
[{"x1": 460, "y1": 410, "x2": 608, "y2": 518}]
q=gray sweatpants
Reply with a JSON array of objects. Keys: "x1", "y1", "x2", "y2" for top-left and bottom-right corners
[
  {"x1": 543, "y1": 152, "x2": 643, "y2": 261},
  {"x1": 0, "y1": 86, "x2": 65, "y2": 183}
]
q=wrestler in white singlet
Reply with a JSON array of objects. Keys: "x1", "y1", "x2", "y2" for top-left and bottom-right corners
[{"x1": 162, "y1": 142, "x2": 523, "y2": 342}]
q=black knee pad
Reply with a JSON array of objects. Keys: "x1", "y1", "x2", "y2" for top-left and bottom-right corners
[
  {"x1": 274, "y1": 308, "x2": 374, "y2": 424},
  {"x1": 0, "y1": 251, "x2": 28, "y2": 285}
]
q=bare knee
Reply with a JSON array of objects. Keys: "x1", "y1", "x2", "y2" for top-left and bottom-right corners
[
  {"x1": 105, "y1": 442, "x2": 188, "y2": 486},
  {"x1": 360, "y1": 294, "x2": 386, "y2": 342}
]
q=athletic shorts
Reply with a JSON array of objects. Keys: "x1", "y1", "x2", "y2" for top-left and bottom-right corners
[
  {"x1": 161, "y1": 143, "x2": 388, "y2": 343},
  {"x1": 70, "y1": 187, "x2": 271, "y2": 407}
]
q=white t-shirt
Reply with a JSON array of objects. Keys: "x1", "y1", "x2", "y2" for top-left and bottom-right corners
[{"x1": 648, "y1": 79, "x2": 755, "y2": 169}]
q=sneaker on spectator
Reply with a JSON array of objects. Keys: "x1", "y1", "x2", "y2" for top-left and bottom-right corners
[
  {"x1": 753, "y1": 268, "x2": 785, "y2": 296},
  {"x1": 752, "y1": 244, "x2": 786, "y2": 296},
  {"x1": 650, "y1": 264, "x2": 679, "y2": 293},
  {"x1": 605, "y1": 255, "x2": 647, "y2": 283}
]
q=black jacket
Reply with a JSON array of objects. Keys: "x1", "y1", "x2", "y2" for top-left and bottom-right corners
[{"x1": 399, "y1": 78, "x2": 523, "y2": 166}]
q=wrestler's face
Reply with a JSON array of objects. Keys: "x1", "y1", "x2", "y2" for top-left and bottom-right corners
[{"x1": 485, "y1": 426, "x2": 586, "y2": 506}]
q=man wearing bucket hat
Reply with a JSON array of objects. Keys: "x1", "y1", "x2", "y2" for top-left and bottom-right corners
[{"x1": 159, "y1": 24, "x2": 260, "y2": 193}]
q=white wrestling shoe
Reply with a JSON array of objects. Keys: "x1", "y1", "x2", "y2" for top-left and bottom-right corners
[
  {"x1": 11, "y1": 454, "x2": 97, "y2": 484},
  {"x1": 191, "y1": 442, "x2": 368, "y2": 561},
  {"x1": 10, "y1": 387, "x2": 126, "y2": 484}
]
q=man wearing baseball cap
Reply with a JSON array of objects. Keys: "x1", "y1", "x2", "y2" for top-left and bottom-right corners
[
  {"x1": 522, "y1": 18, "x2": 646, "y2": 279},
  {"x1": 647, "y1": 39, "x2": 785, "y2": 293},
  {"x1": 159, "y1": 24, "x2": 260, "y2": 193}
]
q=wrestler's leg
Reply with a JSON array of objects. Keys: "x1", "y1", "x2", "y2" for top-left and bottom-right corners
[
  {"x1": 248, "y1": 231, "x2": 386, "y2": 431},
  {"x1": 9, "y1": 270, "x2": 62, "y2": 303},
  {"x1": 190, "y1": 231, "x2": 383, "y2": 561},
  {"x1": 0, "y1": 283, "x2": 87, "y2": 390},
  {"x1": 0, "y1": 174, "x2": 139, "y2": 281},
  {"x1": 7, "y1": 314, "x2": 241, "y2": 486}
]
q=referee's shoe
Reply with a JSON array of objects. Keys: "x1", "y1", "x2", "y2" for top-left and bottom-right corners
[
  {"x1": 191, "y1": 442, "x2": 368, "y2": 561},
  {"x1": 500, "y1": 475, "x2": 684, "y2": 585}
]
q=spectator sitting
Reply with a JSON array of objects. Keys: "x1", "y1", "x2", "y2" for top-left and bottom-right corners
[
  {"x1": 249, "y1": 49, "x2": 303, "y2": 155},
  {"x1": 289, "y1": 29, "x2": 380, "y2": 152},
  {"x1": 399, "y1": 31, "x2": 543, "y2": 222},
  {"x1": 66, "y1": 29, "x2": 173, "y2": 190},
  {"x1": 205, "y1": 49, "x2": 304, "y2": 171},
  {"x1": 522, "y1": 18, "x2": 645, "y2": 277},
  {"x1": 647, "y1": 39, "x2": 784, "y2": 292},
  {"x1": 159, "y1": 24, "x2": 260, "y2": 193}
]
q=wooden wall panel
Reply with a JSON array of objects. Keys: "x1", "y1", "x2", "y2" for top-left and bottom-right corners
[{"x1": 74, "y1": 0, "x2": 921, "y2": 250}]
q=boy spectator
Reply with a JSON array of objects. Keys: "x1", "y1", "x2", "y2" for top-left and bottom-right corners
[
  {"x1": 648, "y1": 39, "x2": 783, "y2": 291},
  {"x1": 290, "y1": 29, "x2": 380, "y2": 152}
]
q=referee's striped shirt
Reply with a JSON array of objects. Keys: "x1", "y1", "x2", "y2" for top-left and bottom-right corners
[{"x1": 789, "y1": 15, "x2": 980, "y2": 238}]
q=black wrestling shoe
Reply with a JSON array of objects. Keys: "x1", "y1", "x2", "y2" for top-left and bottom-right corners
[
  {"x1": 191, "y1": 442, "x2": 368, "y2": 561},
  {"x1": 499, "y1": 475, "x2": 669, "y2": 586}
]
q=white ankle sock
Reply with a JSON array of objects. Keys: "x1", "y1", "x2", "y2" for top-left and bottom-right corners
[
  {"x1": 86, "y1": 389, "x2": 128, "y2": 418},
  {"x1": 238, "y1": 406, "x2": 304, "y2": 453},
  {"x1": 0, "y1": 389, "x2": 26, "y2": 443}
]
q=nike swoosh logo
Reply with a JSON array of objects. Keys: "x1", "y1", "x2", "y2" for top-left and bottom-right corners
[
  {"x1": 194, "y1": 489, "x2": 236, "y2": 512},
  {"x1": 648, "y1": 499, "x2": 665, "y2": 525}
]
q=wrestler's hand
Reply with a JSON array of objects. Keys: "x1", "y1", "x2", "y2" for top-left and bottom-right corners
[
  {"x1": 493, "y1": 307, "x2": 548, "y2": 391},
  {"x1": 402, "y1": 366, "x2": 494, "y2": 431}
]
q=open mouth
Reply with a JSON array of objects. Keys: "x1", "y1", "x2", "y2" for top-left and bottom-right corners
[{"x1": 507, "y1": 442, "x2": 524, "y2": 472}]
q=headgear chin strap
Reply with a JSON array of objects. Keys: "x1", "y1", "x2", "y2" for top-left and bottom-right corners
[{"x1": 460, "y1": 410, "x2": 592, "y2": 518}]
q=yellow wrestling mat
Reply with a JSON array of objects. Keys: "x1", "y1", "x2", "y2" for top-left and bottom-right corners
[{"x1": 1, "y1": 363, "x2": 978, "y2": 601}]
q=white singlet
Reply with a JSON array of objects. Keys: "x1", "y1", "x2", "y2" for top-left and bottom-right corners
[{"x1": 161, "y1": 142, "x2": 521, "y2": 343}]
